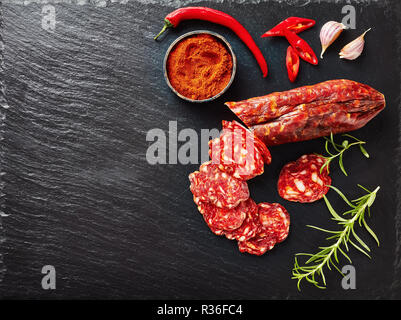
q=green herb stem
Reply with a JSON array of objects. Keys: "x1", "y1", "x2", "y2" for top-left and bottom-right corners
[
  {"x1": 319, "y1": 133, "x2": 369, "y2": 176},
  {"x1": 292, "y1": 185, "x2": 380, "y2": 290}
]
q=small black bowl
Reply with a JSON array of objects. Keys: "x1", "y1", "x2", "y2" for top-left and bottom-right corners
[{"x1": 163, "y1": 30, "x2": 237, "y2": 103}]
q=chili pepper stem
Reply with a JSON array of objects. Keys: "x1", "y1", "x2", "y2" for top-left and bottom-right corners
[{"x1": 154, "y1": 20, "x2": 174, "y2": 41}]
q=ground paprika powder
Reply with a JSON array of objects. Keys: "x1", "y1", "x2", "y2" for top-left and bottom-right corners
[{"x1": 166, "y1": 34, "x2": 233, "y2": 101}]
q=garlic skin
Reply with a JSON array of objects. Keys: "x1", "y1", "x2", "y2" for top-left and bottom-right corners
[
  {"x1": 340, "y1": 28, "x2": 371, "y2": 60},
  {"x1": 320, "y1": 21, "x2": 348, "y2": 59}
]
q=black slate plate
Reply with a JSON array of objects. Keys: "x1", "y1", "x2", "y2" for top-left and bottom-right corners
[{"x1": 0, "y1": 0, "x2": 400, "y2": 299}]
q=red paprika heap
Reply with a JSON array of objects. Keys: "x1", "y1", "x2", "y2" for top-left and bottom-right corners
[{"x1": 166, "y1": 34, "x2": 233, "y2": 101}]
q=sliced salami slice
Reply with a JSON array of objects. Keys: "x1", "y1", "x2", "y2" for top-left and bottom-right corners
[
  {"x1": 237, "y1": 202, "x2": 290, "y2": 255},
  {"x1": 225, "y1": 198, "x2": 260, "y2": 242},
  {"x1": 209, "y1": 130, "x2": 265, "y2": 181},
  {"x1": 258, "y1": 203, "x2": 290, "y2": 243},
  {"x1": 222, "y1": 120, "x2": 272, "y2": 165},
  {"x1": 194, "y1": 196, "x2": 225, "y2": 236},
  {"x1": 189, "y1": 161, "x2": 250, "y2": 209},
  {"x1": 238, "y1": 232, "x2": 277, "y2": 256},
  {"x1": 196, "y1": 200, "x2": 248, "y2": 232},
  {"x1": 278, "y1": 154, "x2": 331, "y2": 203}
]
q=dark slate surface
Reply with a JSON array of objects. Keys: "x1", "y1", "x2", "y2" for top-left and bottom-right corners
[{"x1": 0, "y1": 0, "x2": 400, "y2": 299}]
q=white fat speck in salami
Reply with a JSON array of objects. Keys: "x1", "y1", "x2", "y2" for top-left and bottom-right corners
[
  {"x1": 277, "y1": 154, "x2": 331, "y2": 203},
  {"x1": 294, "y1": 179, "x2": 306, "y2": 192}
]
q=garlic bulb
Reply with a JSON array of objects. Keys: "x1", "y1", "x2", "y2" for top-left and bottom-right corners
[
  {"x1": 320, "y1": 21, "x2": 348, "y2": 59},
  {"x1": 339, "y1": 28, "x2": 371, "y2": 60}
]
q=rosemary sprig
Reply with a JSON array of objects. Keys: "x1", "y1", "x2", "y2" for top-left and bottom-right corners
[
  {"x1": 319, "y1": 133, "x2": 370, "y2": 176},
  {"x1": 292, "y1": 184, "x2": 380, "y2": 290}
]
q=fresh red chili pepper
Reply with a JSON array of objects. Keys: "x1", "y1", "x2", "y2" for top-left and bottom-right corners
[
  {"x1": 283, "y1": 29, "x2": 318, "y2": 65},
  {"x1": 286, "y1": 46, "x2": 300, "y2": 82},
  {"x1": 261, "y1": 17, "x2": 316, "y2": 37},
  {"x1": 154, "y1": 7, "x2": 268, "y2": 78}
]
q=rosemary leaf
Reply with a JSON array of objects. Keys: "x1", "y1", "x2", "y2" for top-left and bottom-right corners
[
  {"x1": 339, "y1": 152, "x2": 347, "y2": 176},
  {"x1": 362, "y1": 219, "x2": 380, "y2": 247},
  {"x1": 323, "y1": 195, "x2": 347, "y2": 222},
  {"x1": 349, "y1": 239, "x2": 371, "y2": 258},
  {"x1": 360, "y1": 145, "x2": 370, "y2": 158},
  {"x1": 328, "y1": 185, "x2": 356, "y2": 208}
]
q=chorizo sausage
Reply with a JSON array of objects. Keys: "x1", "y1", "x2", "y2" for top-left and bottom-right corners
[{"x1": 225, "y1": 80, "x2": 385, "y2": 146}]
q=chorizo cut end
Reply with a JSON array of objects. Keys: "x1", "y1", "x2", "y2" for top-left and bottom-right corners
[{"x1": 278, "y1": 154, "x2": 331, "y2": 203}]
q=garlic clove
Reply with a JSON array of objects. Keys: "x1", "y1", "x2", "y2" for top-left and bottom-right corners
[
  {"x1": 339, "y1": 28, "x2": 371, "y2": 60},
  {"x1": 320, "y1": 21, "x2": 348, "y2": 59}
]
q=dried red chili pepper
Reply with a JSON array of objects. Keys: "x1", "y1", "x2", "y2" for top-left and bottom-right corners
[
  {"x1": 286, "y1": 46, "x2": 300, "y2": 82},
  {"x1": 283, "y1": 29, "x2": 318, "y2": 66},
  {"x1": 261, "y1": 17, "x2": 316, "y2": 37},
  {"x1": 154, "y1": 7, "x2": 268, "y2": 78}
]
